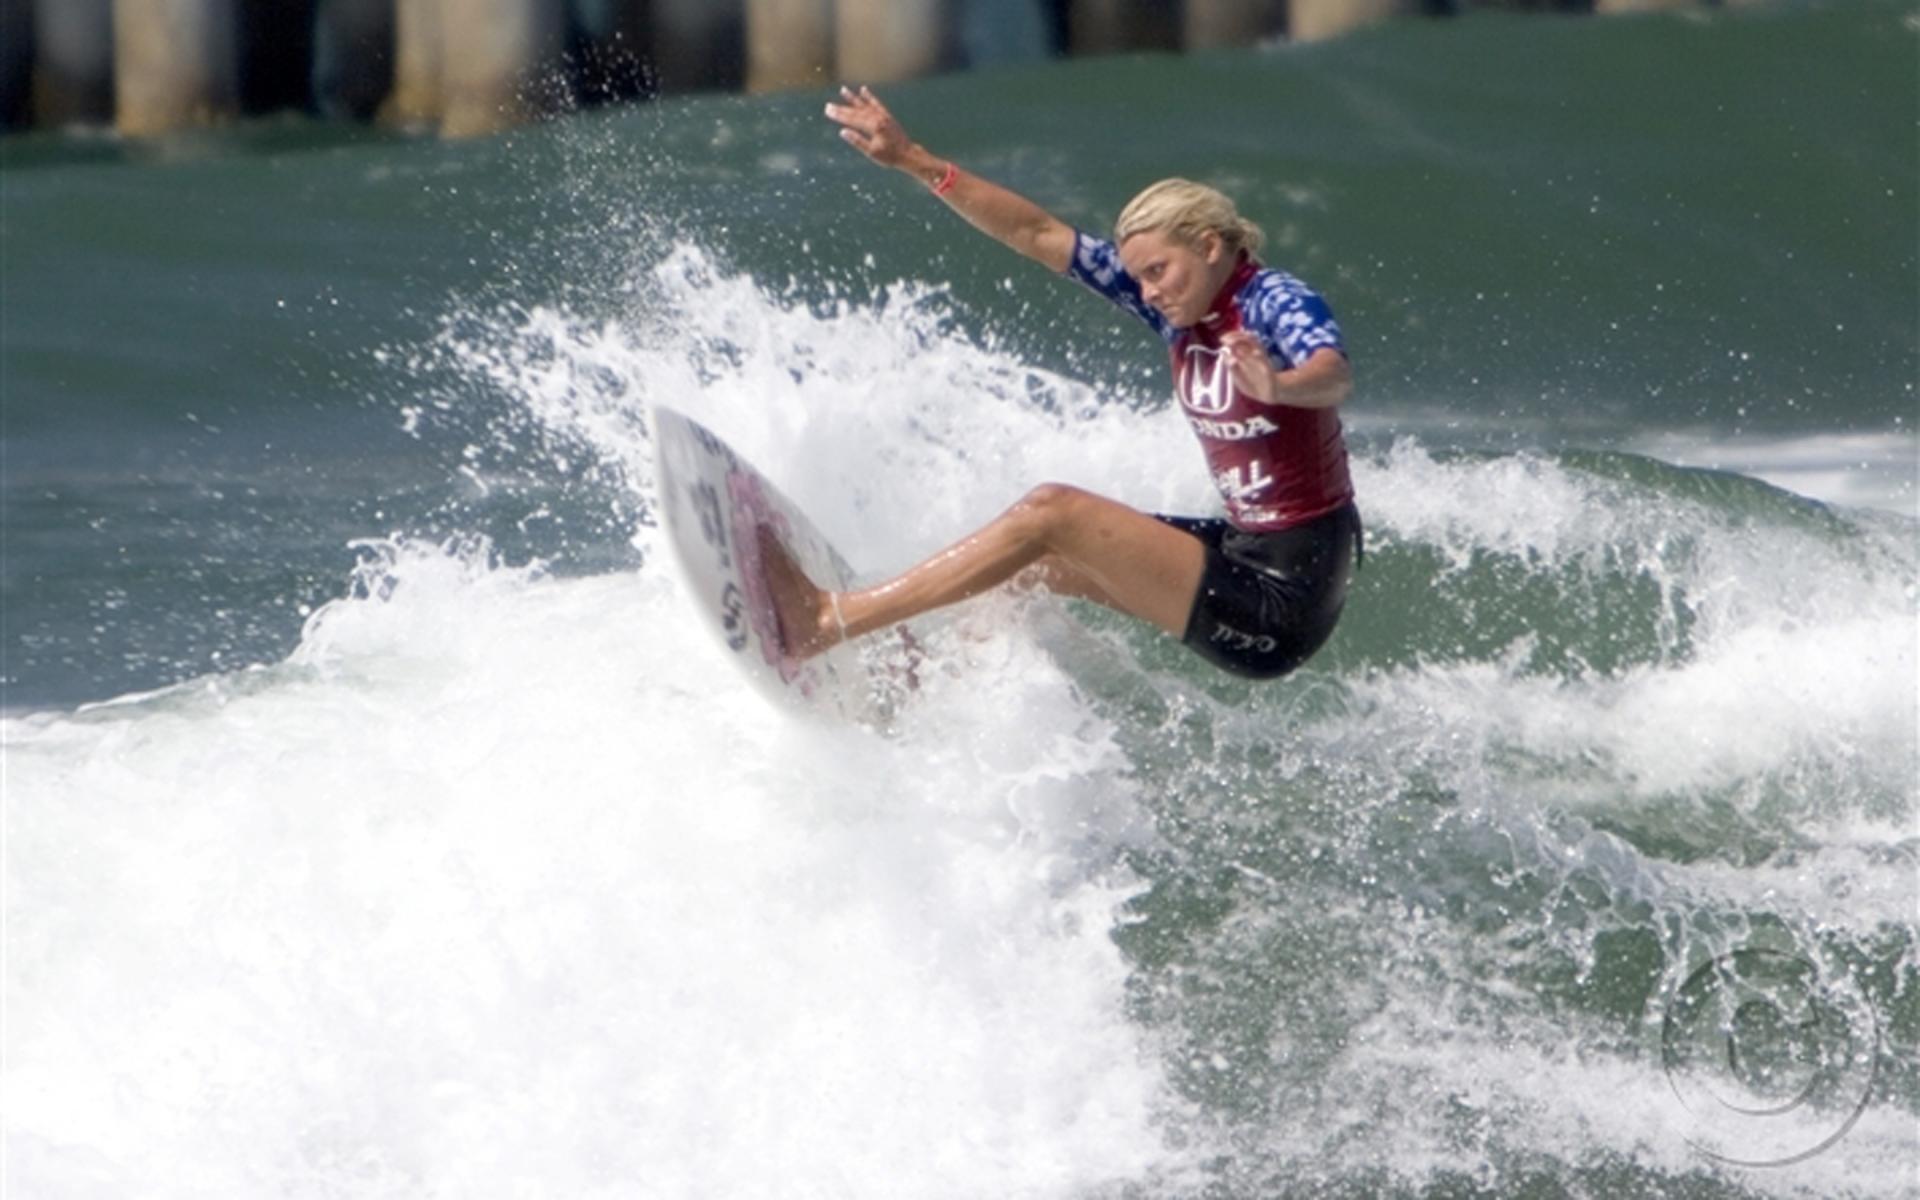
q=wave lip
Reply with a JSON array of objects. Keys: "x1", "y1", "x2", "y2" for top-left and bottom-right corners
[{"x1": 1630, "y1": 430, "x2": 1919, "y2": 518}]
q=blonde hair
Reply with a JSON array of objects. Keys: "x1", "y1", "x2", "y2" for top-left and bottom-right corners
[{"x1": 1114, "y1": 178, "x2": 1265, "y2": 257}]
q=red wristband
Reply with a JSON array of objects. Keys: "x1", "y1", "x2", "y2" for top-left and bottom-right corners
[{"x1": 931, "y1": 161, "x2": 958, "y2": 197}]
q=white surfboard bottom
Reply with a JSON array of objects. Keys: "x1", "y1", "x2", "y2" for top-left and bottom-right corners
[{"x1": 652, "y1": 405, "x2": 915, "y2": 724}]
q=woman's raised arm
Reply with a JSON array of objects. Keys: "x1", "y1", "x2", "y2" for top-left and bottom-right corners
[{"x1": 824, "y1": 86, "x2": 1076, "y2": 274}]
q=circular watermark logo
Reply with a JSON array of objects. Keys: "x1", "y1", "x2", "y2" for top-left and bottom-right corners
[{"x1": 1660, "y1": 947, "x2": 1882, "y2": 1167}]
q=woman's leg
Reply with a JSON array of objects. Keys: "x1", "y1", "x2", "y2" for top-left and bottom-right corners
[
  {"x1": 1011, "y1": 555, "x2": 1121, "y2": 608},
  {"x1": 761, "y1": 483, "x2": 1206, "y2": 658}
]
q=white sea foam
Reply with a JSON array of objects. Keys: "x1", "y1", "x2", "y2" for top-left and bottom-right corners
[
  {"x1": 5, "y1": 537, "x2": 1196, "y2": 1198},
  {"x1": 1351, "y1": 439, "x2": 1915, "y2": 778},
  {"x1": 1322, "y1": 1009, "x2": 1916, "y2": 1199},
  {"x1": 1631, "y1": 428, "x2": 1919, "y2": 518}
]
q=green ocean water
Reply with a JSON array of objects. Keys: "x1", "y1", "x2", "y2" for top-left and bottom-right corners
[{"x1": 3, "y1": 3, "x2": 1915, "y2": 1197}]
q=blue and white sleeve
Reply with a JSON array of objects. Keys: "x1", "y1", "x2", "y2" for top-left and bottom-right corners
[
  {"x1": 1245, "y1": 270, "x2": 1347, "y2": 368},
  {"x1": 1063, "y1": 231, "x2": 1175, "y2": 343}
]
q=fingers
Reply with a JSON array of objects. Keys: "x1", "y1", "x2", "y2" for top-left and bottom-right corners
[
  {"x1": 828, "y1": 85, "x2": 875, "y2": 114},
  {"x1": 825, "y1": 85, "x2": 909, "y2": 167},
  {"x1": 825, "y1": 87, "x2": 896, "y2": 162},
  {"x1": 826, "y1": 85, "x2": 889, "y2": 125},
  {"x1": 830, "y1": 116, "x2": 875, "y2": 156},
  {"x1": 822, "y1": 101, "x2": 863, "y2": 129},
  {"x1": 824, "y1": 101, "x2": 879, "y2": 138}
]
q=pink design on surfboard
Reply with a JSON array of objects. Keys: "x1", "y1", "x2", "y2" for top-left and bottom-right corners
[{"x1": 725, "y1": 468, "x2": 815, "y2": 691}]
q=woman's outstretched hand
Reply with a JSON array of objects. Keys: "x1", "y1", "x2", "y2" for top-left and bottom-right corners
[
  {"x1": 822, "y1": 84, "x2": 1074, "y2": 272},
  {"x1": 824, "y1": 86, "x2": 913, "y2": 169}
]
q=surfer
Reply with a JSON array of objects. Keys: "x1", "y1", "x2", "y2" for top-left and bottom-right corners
[{"x1": 765, "y1": 85, "x2": 1361, "y2": 681}]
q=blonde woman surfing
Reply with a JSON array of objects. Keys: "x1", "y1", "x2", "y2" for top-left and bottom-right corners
[{"x1": 764, "y1": 86, "x2": 1362, "y2": 681}]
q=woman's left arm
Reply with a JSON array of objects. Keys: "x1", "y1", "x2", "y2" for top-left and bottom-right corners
[{"x1": 1223, "y1": 335, "x2": 1352, "y2": 410}]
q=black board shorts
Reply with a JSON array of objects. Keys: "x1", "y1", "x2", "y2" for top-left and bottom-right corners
[{"x1": 1154, "y1": 503, "x2": 1362, "y2": 680}]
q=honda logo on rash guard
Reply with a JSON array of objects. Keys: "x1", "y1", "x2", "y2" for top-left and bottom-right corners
[{"x1": 1180, "y1": 345, "x2": 1234, "y2": 416}]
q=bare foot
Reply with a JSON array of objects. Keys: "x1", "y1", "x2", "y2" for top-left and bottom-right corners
[{"x1": 757, "y1": 526, "x2": 839, "y2": 659}]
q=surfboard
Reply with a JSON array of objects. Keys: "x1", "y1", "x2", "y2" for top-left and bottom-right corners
[{"x1": 651, "y1": 405, "x2": 911, "y2": 724}]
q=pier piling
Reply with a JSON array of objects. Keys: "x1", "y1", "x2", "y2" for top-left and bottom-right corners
[
  {"x1": 747, "y1": 0, "x2": 833, "y2": 93},
  {"x1": 438, "y1": 0, "x2": 566, "y2": 137},
  {"x1": 386, "y1": 0, "x2": 442, "y2": 128},
  {"x1": 1286, "y1": 0, "x2": 1411, "y2": 43},
  {"x1": 835, "y1": 0, "x2": 951, "y2": 85},
  {"x1": 114, "y1": 0, "x2": 240, "y2": 137},
  {"x1": 1185, "y1": 0, "x2": 1284, "y2": 49},
  {"x1": 1, "y1": 0, "x2": 1749, "y2": 140}
]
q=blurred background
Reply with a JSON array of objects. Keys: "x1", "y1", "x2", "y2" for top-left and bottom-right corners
[{"x1": 3, "y1": 0, "x2": 1778, "y2": 140}]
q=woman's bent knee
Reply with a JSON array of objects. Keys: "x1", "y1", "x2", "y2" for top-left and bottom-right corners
[
  {"x1": 1013, "y1": 483, "x2": 1093, "y2": 536},
  {"x1": 1018, "y1": 482, "x2": 1088, "y2": 510}
]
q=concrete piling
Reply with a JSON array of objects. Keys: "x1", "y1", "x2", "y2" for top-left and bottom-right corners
[
  {"x1": 1186, "y1": 0, "x2": 1284, "y2": 50},
  {"x1": 30, "y1": 0, "x2": 112, "y2": 125},
  {"x1": 1286, "y1": 0, "x2": 1410, "y2": 44},
  {"x1": 437, "y1": 0, "x2": 566, "y2": 138},
  {"x1": 113, "y1": 0, "x2": 240, "y2": 137},
  {"x1": 746, "y1": 0, "x2": 832, "y2": 93},
  {"x1": 0, "y1": 0, "x2": 1742, "y2": 140},
  {"x1": 835, "y1": 0, "x2": 950, "y2": 85},
  {"x1": 386, "y1": 0, "x2": 443, "y2": 128}
]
